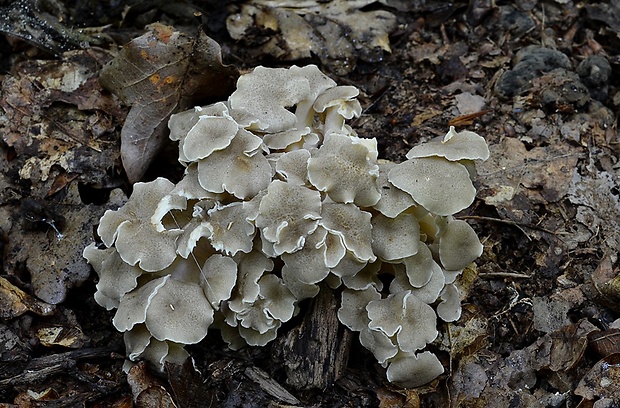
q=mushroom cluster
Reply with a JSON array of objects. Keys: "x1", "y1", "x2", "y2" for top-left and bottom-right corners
[{"x1": 84, "y1": 65, "x2": 489, "y2": 387}]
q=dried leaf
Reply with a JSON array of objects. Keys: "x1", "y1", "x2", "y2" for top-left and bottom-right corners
[
  {"x1": 589, "y1": 329, "x2": 620, "y2": 358},
  {"x1": 165, "y1": 360, "x2": 217, "y2": 408},
  {"x1": 575, "y1": 353, "x2": 620, "y2": 404},
  {"x1": 127, "y1": 361, "x2": 177, "y2": 408},
  {"x1": 0, "y1": 276, "x2": 56, "y2": 319},
  {"x1": 0, "y1": 0, "x2": 85, "y2": 54},
  {"x1": 99, "y1": 24, "x2": 238, "y2": 183},
  {"x1": 226, "y1": 0, "x2": 397, "y2": 74}
]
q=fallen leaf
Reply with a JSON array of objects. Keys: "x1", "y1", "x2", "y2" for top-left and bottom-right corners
[
  {"x1": 127, "y1": 361, "x2": 177, "y2": 408},
  {"x1": 575, "y1": 353, "x2": 620, "y2": 404},
  {"x1": 0, "y1": 276, "x2": 56, "y2": 319},
  {"x1": 99, "y1": 23, "x2": 238, "y2": 183}
]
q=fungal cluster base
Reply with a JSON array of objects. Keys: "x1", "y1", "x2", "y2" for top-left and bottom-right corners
[{"x1": 84, "y1": 65, "x2": 489, "y2": 388}]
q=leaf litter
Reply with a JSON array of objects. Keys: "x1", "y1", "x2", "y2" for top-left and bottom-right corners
[{"x1": 2, "y1": 0, "x2": 620, "y2": 406}]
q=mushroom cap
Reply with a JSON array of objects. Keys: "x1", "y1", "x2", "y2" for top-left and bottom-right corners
[
  {"x1": 359, "y1": 326, "x2": 398, "y2": 365},
  {"x1": 320, "y1": 201, "x2": 375, "y2": 263},
  {"x1": 406, "y1": 126, "x2": 490, "y2": 162},
  {"x1": 228, "y1": 65, "x2": 336, "y2": 133},
  {"x1": 313, "y1": 86, "x2": 361, "y2": 116},
  {"x1": 206, "y1": 201, "x2": 257, "y2": 256},
  {"x1": 83, "y1": 244, "x2": 141, "y2": 310},
  {"x1": 386, "y1": 351, "x2": 444, "y2": 388},
  {"x1": 98, "y1": 178, "x2": 181, "y2": 272},
  {"x1": 113, "y1": 276, "x2": 170, "y2": 332},
  {"x1": 373, "y1": 161, "x2": 416, "y2": 218},
  {"x1": 308, "y1": 133, "x2": 381, "y2": 207},
  {"x1": 123, "y1": 324, "x2": 151, "y2": 361},
  {"x1": 182, "y1": 115, "x2": 239, "y2": 162},
  {"x1": 255, "y1": 180, "x2": 322, "y2": 255},
  {"x1": 367, "y1": 290, "x2": 438, "y2": 353},
  {"x1": 274, "y1": 149, "x2": 311, "y2": 186},
  {"x1": 145, "y1": 278, "x2": 214, "y2": 344},
  {"x1": 388, "y1": 157, "x2": 476, "y2": 216},
  {"x1": 437, "y1": 283, "x2": 462, "y2": 322},
  {"x1": 199, "y1": 254, "x2": 238, "y2": 308},
  {"x1": 341, "y1": 261, "x2": 383, "y2": 291},
  {"x1": 438, "y1": 219, "x2": 483, "y2": 271},
  {"x1": 338, "y1": 287, "x2": 381, "y2": 332},
  {"x1": 281, "y1": 227, "x2": 331, "y2": 285},
  {"x1": 371, "y1": 213, "x2": 420, "y2": 261},
  {"x1": 196, "y1": 128, "x2": 272, "y2": 199}
]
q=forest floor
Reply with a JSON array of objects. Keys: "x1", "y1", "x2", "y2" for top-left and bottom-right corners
[{"x1": 1, "y1": 1, "x2": 620, "y2": 407}]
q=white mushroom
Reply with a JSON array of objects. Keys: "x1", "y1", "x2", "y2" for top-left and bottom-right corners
[
  {"x1": 366, "y1": 291, "x2": 438, "y2": 353},
  {"x1": 373, "y1": 161, "x2": 417, "y2": 218},
  {"x1": 255, "y1": 180, "x2": 322, "y2": 255},
  {"x1": 386, "y1": 351, "x2": 444, "y2": 388},
  {"x1": 371, "y1": 213, "x2": 420, "y2": 262},
  {"x1": 308, "y1": 133, "x2": 381, "y2": 207},
  {"x1": 144, "y1": 278, "x2": 214, "y2": 344},
  {"x1": 83, "y1": 244, "x2": 141, "y2": 310},
  {"x1": 313, "y1": 85, "x2": 362, "y2": 135},
  {"x1": 438, "y1": 219, "x2": 483, "y2": 271},
  {"x1": 320, "y1": 201, "x2": 375, "y2": 263},
  {"x1": 388, "y1": 157, "x2": 476, "y2": 216},
  {"x1": 97, "y1": 178, "x2": 182, "y2": 272},
  {"x1": 196, "y1": 127, "x2": 272, "y2": 199},
  {"x1": 406, "y1": 126, "x2": 490, "y2": 162}
]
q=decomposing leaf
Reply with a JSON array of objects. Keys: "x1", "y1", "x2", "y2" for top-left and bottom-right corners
[
  {"x1": 478, "y1": 137, "x2": 582, "y2": 207},
  {"x1": 99, "y1": 23, "x2": 239, "y2": 183},
  {"x1": 226, "y1": 0, "x2": 397, "y2": 74},
  {"x1": 0, "y1": 48, "x2": 122, "y2": 187},
  {"x1": 568, "y1": 166, "x2": 620, "y2": 252},
  {"x1": 127, "y1": 361, "x2": 177, "y2": 408},
  {"x1": 3, "y1": 184, "x2": 127, "y2": 305},
  {"x1": 165, "y1": 360, "x2": 217, "y2": 408},
  {"x1": 0, "y1": 276, "x2": 56, "y2": 319},
  {"x1": 575, "y1": 353, "x2": 620, "y2": 405},
  {"x1": 589, "y1": 329, "x2": 620, "y2": 358},
  {"x1": 34, "y1": 308, "x2": 90, "y2": 348}
]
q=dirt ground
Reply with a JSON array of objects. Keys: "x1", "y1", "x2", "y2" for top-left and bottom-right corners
[{"x1": 2, "y1": 1, "x2": 620, "y2": 407}]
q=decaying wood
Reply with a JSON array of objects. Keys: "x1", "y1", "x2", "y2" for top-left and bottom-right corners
[
  {"x1": 279, "y1": 287, "x2": 352, "y2": 390},
  {"x1": 0, "y1": 346, "x2": 120, "y2": 389}
]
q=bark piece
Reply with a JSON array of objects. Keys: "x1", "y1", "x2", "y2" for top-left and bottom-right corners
[{"x1": 279, "y1": 287, "x2": 352, "y2": 389}]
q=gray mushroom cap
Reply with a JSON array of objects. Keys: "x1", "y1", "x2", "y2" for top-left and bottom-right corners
[
  {"x1": 145, "y1": 278, "x2": 214, "y2": 344},
  {"x1": 388, "y1": 157, "x2": 476, "y2": 216},
  {"x1": 386, "y1": 351, "x2": 444, "y2": 388},
  {"x1": 308, "y1": 133, "x2": 381, "y2": 207},
  {"x1": 97, "y1": 178, "x2": 181, "y2": 272},
  {"x1": 406, "y1": 126, "x2": 490, "y2": 162},
  {"x1": 367, "y1": 290, "x2": 438, "y2": 353},
  {"x1": 438, "y1": 219, "x2": 483, "y2": 271}
]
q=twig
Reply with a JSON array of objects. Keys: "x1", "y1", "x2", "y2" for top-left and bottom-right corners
[
  {"x1": 460, "y1": 215, "x2": 557, "y2": 235},
  {"x1": 478, "y1": 272, "x2": 531, "y2": 279}
]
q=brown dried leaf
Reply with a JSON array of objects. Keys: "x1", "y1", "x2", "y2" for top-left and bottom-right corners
[
  {"x1": 589, "y1": 329, "x2": 620, "y2": 358},
  {"x1": 99, "y1": 23, "x2": 239, "y2": 183},
  {"x1": 127, "y1": 361, "x2": 177, "y2": 408},
  {"x1": 165, "y1": 360, "x2": 217, "y2": 408},
  {"x1": 0, "y1": 276, "x2": 56, "y2": 319},
  {"x1": 3, "y1": 184, "x2": 127, "y2": 304}
]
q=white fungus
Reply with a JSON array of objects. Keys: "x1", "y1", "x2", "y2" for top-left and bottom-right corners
[{"x1": 85, "y1": 64, "x2": 489, "y2": 388}]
